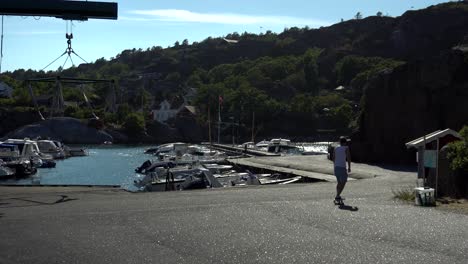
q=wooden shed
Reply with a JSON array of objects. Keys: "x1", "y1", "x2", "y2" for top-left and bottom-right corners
[{"x1": 405, "y1": 128, "x2": 462, "y2": 197}]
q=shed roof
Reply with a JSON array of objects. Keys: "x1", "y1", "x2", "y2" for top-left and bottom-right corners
[{"x1": 405, "y1": 128, "x2": 461, "y2": 149}]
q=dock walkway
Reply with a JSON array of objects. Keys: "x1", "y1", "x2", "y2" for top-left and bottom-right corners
[
  {"x1": 207, "y1": 143, "x2": 280, "y2": 157},
  {"x1": 229, "y1": 158, "x2": 337, "y2": 182},
  {"x1": 228, "y1": 155, "x2": 379, "y2": 182}
]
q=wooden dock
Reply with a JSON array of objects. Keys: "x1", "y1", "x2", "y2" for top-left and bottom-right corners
[
  {"x1": 228, "y1": 158, "x2": 337, "y2": 182},
  {"x1": 206, "y1": 143, "x2": 280, "y2": 157}
]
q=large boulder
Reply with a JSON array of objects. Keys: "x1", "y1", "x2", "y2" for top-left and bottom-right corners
[
  {"x1": 0, "y1": 108, "x2": 43, "y2": 137},
  {"x1": 3, "y1": 117, "x2": 113, "y2": 144}
]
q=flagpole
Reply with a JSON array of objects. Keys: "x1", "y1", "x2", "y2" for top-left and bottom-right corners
[
  {"x1": 208, "y1": 103, "x2": 212, "y2": 145},
  {"x1": 218, "y1": 96, "x2": 221, "y2": 144}
]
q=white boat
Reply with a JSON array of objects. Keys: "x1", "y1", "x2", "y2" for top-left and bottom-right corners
[
  {"x1": 238, "y1": 142, "x2": 256, "y2": 149},
  {"x1": 36, "y1": 140, "x2": 66, "y2": 159},
  {"x1": 214, "y1": 171, "x2": 249, "y2": 178},
  {"x1": 68, "y1": 148, "x2": 88, "y2": 157},
  {"x1": 151, "y1": 142, "x2": 188, "y2": 156},
  {"x1": 267, "y1": 138, "x2": 302, "y2": 155},
  {"x1": 63, "y1": 145, "x2": 88, "y2": 157},
  {"x1": 202, "y1": 164, "x2": 233, "y2": 174},
  {"x1": 255, "y1": 140, "x2": 270, "y2": 151},
  {"x1": 214, "y1": 170, "x2": 265, "y2": 186},
  {"x1": 0, "y1": 159, "x2": 15, "y2": 178},
  {"x1": 258, "y1": 174, "x2": 302, "y2": 185},
  {"x1": 1, "y1": 139, "x2": 45, "y2": 168},
  {"x1": 149, "y1": 144, "x2": 228, "y2": 167},
  {"x1": 135, "y1": 167, "x2": 222, "y2": 191},
  {"x1": 0, "y1": 143, "x2": 37, "y2": 176}
]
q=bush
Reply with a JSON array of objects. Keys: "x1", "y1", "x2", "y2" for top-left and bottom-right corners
[
  {"x1": 392, "y1": 186, "x2": 416, "y2": 202},
  {"x1": 447, "y1": 125, "x2": 468, "y2": 171},
  {"x1": 64, "y1": 106, "x2": 79, "y2": 117}
]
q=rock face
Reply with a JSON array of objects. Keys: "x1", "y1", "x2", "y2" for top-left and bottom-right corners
[
  {"x1": 352, "y1": 50, "x2": 468, "y2": 163},
  {"x1": 3, "y1": 117, "x2": 113, "y2": 144},
  {"x1": 0, "y1": 108, "x2": 43, "y2": 137}
]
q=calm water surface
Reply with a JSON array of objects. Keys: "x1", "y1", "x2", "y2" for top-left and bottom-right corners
[
  {"x1": 1, "y1": 145, "x2": 151, "y2": 190},
  {"x1": 1, "y1": 143, "x2": 328, "y2": 191}
]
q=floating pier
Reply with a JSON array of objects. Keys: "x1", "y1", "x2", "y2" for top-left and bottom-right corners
[
  {"x1": 228, "y1": 158, "x2": 337, "y2": 182},
  {"x1": 206, "y1": 143, "x2": 280, "y2": 157}
]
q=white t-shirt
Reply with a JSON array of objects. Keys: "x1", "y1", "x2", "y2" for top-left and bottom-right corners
[{"x1": 334, "y1": 146, "x2": 348, "y2": 168}]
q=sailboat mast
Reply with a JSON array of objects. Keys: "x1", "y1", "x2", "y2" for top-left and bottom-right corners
[
  {"x1": 217, "y1": 97, "x2": 221, "y2": 143},
  {"x1": 251, "y1": 111, "x2": 255, "y2": 142}
]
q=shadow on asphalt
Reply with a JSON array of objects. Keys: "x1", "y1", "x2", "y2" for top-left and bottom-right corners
[
  {"x1": 0, "y1": 195, "x2": 78, "y2": 208},
  {"x1": 338, "y1": 204, "x2": 359, "y2": 211}
]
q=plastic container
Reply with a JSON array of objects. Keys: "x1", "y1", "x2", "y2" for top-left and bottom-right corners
[{"x1": 414, "y1": 187, "x2": 435, "y2": 206}]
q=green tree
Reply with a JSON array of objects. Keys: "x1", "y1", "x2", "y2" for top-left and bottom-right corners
[
  {"x1": 303, "y1": 48, "x2": 322, "y2": 95},
  {"x1": 330, "y1": 103, "x2": 353, "y2": 131},
  {"x1": 165, "y1": 72, "x2": 182, "y2": 82},
  {"x1": 447, "y1": 125, "x2": 468, "y2": 171},
  {"x1": 123, "y1": 112, "x2": 146, "y2": 136},
  {"x1": 116, "y1": 103, "x2": 131, "y2": 123}
]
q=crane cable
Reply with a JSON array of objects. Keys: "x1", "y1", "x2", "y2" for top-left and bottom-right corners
[{"x1": 42, "y1": 20, "x2": 88, "y2": 71}]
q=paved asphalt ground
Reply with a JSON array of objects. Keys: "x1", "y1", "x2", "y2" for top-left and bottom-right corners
[{"x1": 1, "y1": 165, "x2": 467, "y2": 264}]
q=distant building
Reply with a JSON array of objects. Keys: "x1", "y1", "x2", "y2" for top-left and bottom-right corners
[
  {"x1": 177, "y1": 105, "x2": 197, "y2": 119},
  {"x1": 152, "y1": 100, "x2": 183, "y2": 123},
  {"x1": 335, "y1": 85, "x2": 345, "y2": 91},
  {"x1": 223, "y1": 38, "x2": 239, "y2": 44},
  {"x1": 151, "y1": 87, "x2": 198, "y2": 123},
  {"x1": 406, "y1": 128, "x2": 463, "y2": 197},
  {"x1": 0, "y1": 81, "x2": 13, "y2": 98}
]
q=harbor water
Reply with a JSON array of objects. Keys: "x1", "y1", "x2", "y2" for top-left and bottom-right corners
[
  {"x1": 0, "y1": 145, "x2": 150, "y2": 191},
  {"x1": 0, "y1": 143, "x2": 329, "y2": 191}
]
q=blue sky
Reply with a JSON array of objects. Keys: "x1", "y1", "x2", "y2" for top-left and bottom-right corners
[{"x1": 0, "y1": 0, "x2": 450, "y2": 72}]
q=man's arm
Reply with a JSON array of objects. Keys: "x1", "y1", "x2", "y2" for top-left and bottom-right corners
[{"x1": 346, "y1": 147, "x2": 351, "y2": 172}]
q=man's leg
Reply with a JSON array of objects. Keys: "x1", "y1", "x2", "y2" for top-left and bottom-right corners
[{"x1": 336, "y1": 180, "x2": 347, "y2": 198}]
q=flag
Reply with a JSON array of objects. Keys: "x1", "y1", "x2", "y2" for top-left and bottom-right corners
[{"x1": 218, "y1": 95, "x2": 223, "y2": 105}]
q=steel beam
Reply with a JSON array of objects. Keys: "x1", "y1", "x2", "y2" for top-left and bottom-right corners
[{"x1": 0, "y1": 0, "x2": 118, "y2": 20}]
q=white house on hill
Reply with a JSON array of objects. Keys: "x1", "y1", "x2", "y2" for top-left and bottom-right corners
[
  {"x1": 152, "y1": 100, "x2": 183, "y2": 123},
  {"x1": 152, "y1": 87, "x2": 198, "y2": 123}
]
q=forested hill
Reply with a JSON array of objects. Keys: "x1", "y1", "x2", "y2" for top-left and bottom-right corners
[{"x1": 1, "y1": 2, "x2": 468, "y2": 162}]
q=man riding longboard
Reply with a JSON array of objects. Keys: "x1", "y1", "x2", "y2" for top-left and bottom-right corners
[{"x1": 333, "y1": 136, "x2": 351, "y2": 205}]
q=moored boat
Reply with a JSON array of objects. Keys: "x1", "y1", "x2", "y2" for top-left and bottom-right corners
[
  {"x1": 36, "y1": 140, "x2": 66, "y2": 159},
  {"x1": 64, "y1": 145, "x2": 88, "y2": 157},
  {"x1": 1, "y1": 139, "x2": 44, "y2": 168},
  {"x1": 0, "y1": 159, "x2": 15, "y2": 178}
]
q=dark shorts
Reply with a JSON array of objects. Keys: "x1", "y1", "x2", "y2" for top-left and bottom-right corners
[{"x1": 334, "y1": 166, "x2": 348, "y2": 183}]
